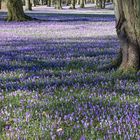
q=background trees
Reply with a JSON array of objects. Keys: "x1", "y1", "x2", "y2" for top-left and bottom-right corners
[
  {"x1": 1, "y1": 0, "x2": 113, "y2": 13},
  {"x1": 69, "y1": 0, "x2": 76, "y2": 9},
  {"x1": 55, "y1": 0, "x2": 62, "y2": 9},
  {"x1": 25, "y1": 0, "x2": 32, "y2": 10},
  {"x1": 96, "y1": 0, "x2": 106, "y2": 9}
]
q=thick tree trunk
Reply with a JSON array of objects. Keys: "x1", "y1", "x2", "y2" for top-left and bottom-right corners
[
  {"x1": 6, "y1": 0, "x2": 31, "y2": 21},
  {"x1": 114, "y1": 0, "x2": 140, "y2": 71}
]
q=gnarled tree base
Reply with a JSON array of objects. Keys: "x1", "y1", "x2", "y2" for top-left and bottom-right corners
[
  {"x1": 114, "y1": 0, "x2": 140, "y2": 72},
  {"x1": 7, "y1": 0, "x2": 32, "y2": 21},
  {"x1": 6, "y1": 15, "x2": 32, "y2": 22},
  {"x1": 113, "y1": 45, "x2": 140, "y2": 72}
]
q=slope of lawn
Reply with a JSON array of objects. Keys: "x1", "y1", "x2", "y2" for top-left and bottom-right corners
[{"x1": 0, "y1": 11, "x2": 139, "y2": 140}]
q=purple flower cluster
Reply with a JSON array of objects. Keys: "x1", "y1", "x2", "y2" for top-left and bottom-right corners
[{"x1": 0, "y1": 13, "x2": 139, "y2": 139}]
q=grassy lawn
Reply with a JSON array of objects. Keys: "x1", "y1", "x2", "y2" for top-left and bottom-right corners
[{"x1": 0, "y1": 12, "x2": 139, "y2": 139}]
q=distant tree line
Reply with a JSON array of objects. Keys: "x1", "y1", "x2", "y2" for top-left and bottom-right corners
[
  {"x1": 0, "y1": 0, "x2": 113, "y2": 11},
  {"x1": 95, "y1": 0, "x2": 113, "y2": 9},
  {"x1": 25, "y1": 0, "x2": 113, "y2": 9},
  {"x1": 0, "y1": 0, "x2": 113, "y2": 21}
]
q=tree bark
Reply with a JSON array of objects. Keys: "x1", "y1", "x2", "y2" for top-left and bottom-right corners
[
  {"x1": 0, "y1": 0, "x2": 1, "y2": 9},
  {"x1": 80, "y1": 0, "x2": 85, "y2": 8},
  {"x1": 32, "y1": 0, "x2": 37, "y2": 7},
  {"x1": 25, "y1": 0, "x2": 32, "y2": 10},
  {"x1": 39, "y1": 0, "x2": 43, "y2": 5},
  {"x1": 55, "y1": 0, "x2": 62, "y2": 9},
  {"x1": 47, "y1": 0, "x2": 51, "y2": 6},
  {"x1": 70, "y1": 0, "x2": 76, "y2": 9},
  {"x1": 77, "y1": 0, "x2": 80, "y2": 5},
  {"x1": 114, "y1": 0, "x2": 140, "y2": 71},
  {"x1": 96, "y1": 0, "x2": 106, "y2": 9},
  {"x1": 6, "y1": 0, "x2": 31, "y2": 21}
]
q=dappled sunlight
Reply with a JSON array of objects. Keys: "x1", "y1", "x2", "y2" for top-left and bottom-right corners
[{"x1": 0, "y1": 11, "x2": 139, "y2": 139}]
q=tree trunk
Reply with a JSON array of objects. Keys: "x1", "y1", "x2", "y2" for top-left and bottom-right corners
[
  {"x1": 25, "y1": 0, "x2": 32, "y2": 10},
  {"x1": 80, "y1": 0, "x2": 85, "y2": 8},
  {"x1": 96, "y1": 0, "x2": 106, "y2": 9},
  {"x1": 55, "y1": 0, "x2": 62, "y2": 9},
  {"x1": 6, "y1": 0, "x2": 31, "y2": 21},
  {"x1": 0, "y1": 0, "x2": 1, "y2": 9},
  {"x1": 31, "y1": 0, "x2": 36, "y2": 7},
  {"x1": 39, "y1": 0, "x2": 43, "y2": 5},
  {"x1": 66, "y1": 0, "x2": 71, "y2": 6},
  {"x1": 114, "y1": 0, "x2": 140, "y2": 71},
  {"x1": 47, "y1": 0, "x2": 51, "y2": 6},
  {"x1": 77, "y1": 0, "x2": 80, "y2": 5},
  {"x1": 70, "y1": 0, "x2": 76, "y2": 9}
]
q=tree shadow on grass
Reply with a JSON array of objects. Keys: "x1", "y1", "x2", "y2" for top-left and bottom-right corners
[
  {"x1": 0, "y1": 36, "x2": 119, "y2": 72},
  {"x1": 0, "y1": 34, "x2": 139, "y2": 93},
  {"x1": 0, "y1": 11, "x2": 115, "y2": 22}
]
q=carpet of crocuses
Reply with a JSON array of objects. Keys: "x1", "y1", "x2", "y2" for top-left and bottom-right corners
[{"x1": 0, "y1": 11, "x2": 139, "y2": 140}]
